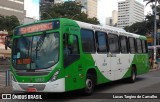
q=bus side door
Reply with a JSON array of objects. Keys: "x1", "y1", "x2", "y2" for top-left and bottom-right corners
[{"x1": 63, "y1": 26, "x2": 83, "y2": 91}]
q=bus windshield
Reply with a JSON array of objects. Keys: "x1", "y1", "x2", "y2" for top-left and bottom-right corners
[{"x1": 12, "y1": 32, "x2": 59, "y2": 70}]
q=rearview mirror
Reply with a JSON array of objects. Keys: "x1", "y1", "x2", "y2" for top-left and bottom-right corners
[
  {"x1": 5, "y1": 35, "x2": 12, "y2": 50},
  {"x1": 68, "y1": 35, "x2": 74, "y2": 45}
]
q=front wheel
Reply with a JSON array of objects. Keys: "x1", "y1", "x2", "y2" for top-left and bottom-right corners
[
  {"x1": 83, "y1": 74, "x2": 95, "y2": 95},
  {"x1": 128, "y1": 67, "x2": 136, "y2": 83}
]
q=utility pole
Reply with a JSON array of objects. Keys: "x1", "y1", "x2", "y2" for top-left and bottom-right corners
[
  {"x1": 153, "y1": 0, "x2": 157, "y2": 67},
  {"x1": 154, "y1": 0, "x2": 157, "y2": 47}
]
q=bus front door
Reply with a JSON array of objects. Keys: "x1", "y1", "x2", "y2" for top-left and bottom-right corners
[{"x1": 63, "y1": 27, "x2": 83, "y2": 91}]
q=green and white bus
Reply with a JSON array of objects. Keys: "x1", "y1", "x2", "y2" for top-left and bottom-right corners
[{"x1": 6, "y1": 18, "x2": 149, "y2": 94}]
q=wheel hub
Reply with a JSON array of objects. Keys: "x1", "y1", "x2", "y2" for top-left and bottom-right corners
[{"x1": 86, "y1": 79, "x2": 92, "y2": 90}]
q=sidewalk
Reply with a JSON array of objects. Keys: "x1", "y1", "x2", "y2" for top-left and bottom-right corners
[
  {"x1": 149, "y1": 62, "x2": 160, "y2": 72},
  {"x1": 0, "y1": 85, "x2": 12, "y2": 93},
  {"x1": 150, "y1": 67, "x2": 160, "y2": 72}
]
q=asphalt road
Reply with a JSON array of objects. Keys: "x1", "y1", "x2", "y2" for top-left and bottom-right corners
[
  {"x1": 0, "y1": 68, "x2": 160, "y2": 102},
  {"x1": 0, "y1": 65, "x2": 160, "y2": 102}
]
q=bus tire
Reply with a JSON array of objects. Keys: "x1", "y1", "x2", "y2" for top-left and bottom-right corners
[
  {"x1": 128, "y1": 67, "x2": 136, "y2": 83},
  {"x1": 83, "y1": 74, "x2": 95, "y2": 95}
]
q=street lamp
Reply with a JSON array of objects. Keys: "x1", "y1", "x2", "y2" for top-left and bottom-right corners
[
  {"x1": 71, "y1": 14, "x2": 79, "y2": 19},
  {"x1": 41, "y1": 12, "x2": 52, "y2": 19}
]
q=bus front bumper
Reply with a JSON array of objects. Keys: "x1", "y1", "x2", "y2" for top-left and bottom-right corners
[{"x1": 12, "y1": 78, "x2": 65, "y2": 92}]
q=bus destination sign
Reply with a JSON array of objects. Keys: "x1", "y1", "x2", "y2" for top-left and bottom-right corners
[{"x1": 19, "y1": 22, "x2": 53, "y2": 35}]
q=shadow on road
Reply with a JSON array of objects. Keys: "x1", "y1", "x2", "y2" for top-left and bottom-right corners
[
  {"x1": 135, "y1": 77, "x2": 146, "y2": 82},
  {"x1": 94, "y1": 77, "x2": 147, "y2": 92}
]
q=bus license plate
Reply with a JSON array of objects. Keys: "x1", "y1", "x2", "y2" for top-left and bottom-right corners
[{"x1": 27, "y1": 88, "x2": 37, "y2": 92}]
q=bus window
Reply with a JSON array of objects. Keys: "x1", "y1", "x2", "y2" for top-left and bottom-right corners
[
  {"x1": 96, "y1": 31, "x2": 108, "y2": 53},
  {"x1": 108, "y1": 34, "x2": 119, "y2": 53},
  {"x1": 136, "y1": 39, "x2": 142, "y2": 53},
  {"x1": 142, "y1": 40, "x2": 147, "y2": 53},
  {"x1": 129, "y1": 37, "x2": 136, "y2": 54},
  {"x1": 81, "y1": 29, "x2": 95, "y2": 53},
  {"x1": 119, "y1": 36, "x2": 128, "y2": 53}
]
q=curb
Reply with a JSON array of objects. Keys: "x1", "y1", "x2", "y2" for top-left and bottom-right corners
[{"x1": 149, "y1": 68, "x2": 160, "y2": 72}]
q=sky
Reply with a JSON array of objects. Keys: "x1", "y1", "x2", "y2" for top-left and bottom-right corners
[
  {"x1": 24, "y1": 0, "x2": 152, "y2": 24},
  {"x1": 24, "y1": 0, "x2": 39, "y2": 19}
]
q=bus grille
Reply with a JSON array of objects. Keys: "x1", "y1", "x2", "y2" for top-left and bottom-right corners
[{"x1": 19, "y1": 84, "x2": 46, "y2": 91}]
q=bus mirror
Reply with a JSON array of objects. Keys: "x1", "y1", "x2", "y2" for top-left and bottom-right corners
[
  {"x1": 68, "y1": 35, "x2": 74, "y2": 45},
  {"x1": 5, "y1": 35, "x2": 12, "y2": 50}
]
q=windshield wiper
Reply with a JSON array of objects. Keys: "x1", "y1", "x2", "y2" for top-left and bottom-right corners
[{"x1": 35, "y1": 32, "x2": 46, "y2": 58}]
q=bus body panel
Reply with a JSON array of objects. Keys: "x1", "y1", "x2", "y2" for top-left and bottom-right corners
[
  {"x1": 12, "y1": 78, "x2": 65, "y2": 92},
  {"x1": 10, "y1": 18, "x2": 149, "y2": 93}
]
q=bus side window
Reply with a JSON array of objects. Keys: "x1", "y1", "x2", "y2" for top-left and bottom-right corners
[
  {"x1": 129, "y1": 37, "x2": 136, "y2": 54},
  {"x1": 81, "y1": 29, "x2": 95, "y2": 53},
  {"x1": 142, "y1": 40, "x2": 147, "y2": 53},
  {"x1": 119, "y1": 36, "x2": 128, "y2": 53},
  {"x1": 136, "y1": 39, "x2": 143, "y2": 53},
  {"x1": 108, "y1": 34, "x2": 120, "y2": 53},
  {"x1": 96, "y1": 31, "x2": 108, "y2": 53}
]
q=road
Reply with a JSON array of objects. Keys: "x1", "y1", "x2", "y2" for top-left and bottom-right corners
[
  {"x1": 43, "y1": 69, "x2": 160, "y2": 102},
  {"x1": 0, "y1": 69, "x2": 160, "y2": 102}
]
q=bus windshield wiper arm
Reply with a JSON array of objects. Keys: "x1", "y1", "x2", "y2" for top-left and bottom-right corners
[{"x1": 35, "y1": 32, "x2": 46, "y2": 58}]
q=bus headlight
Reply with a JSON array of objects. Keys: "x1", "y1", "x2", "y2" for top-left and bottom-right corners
[
  {"x1": 50, "y1": 70, "x2": 60, "y2": 82},
  {"x1": 11, "y1": 75, "x2": 17, "y2": 82}
]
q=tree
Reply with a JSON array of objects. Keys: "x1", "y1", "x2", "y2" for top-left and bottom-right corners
[
  {"x1": 0, "y1": 15, "x2": 20, "y2": 35},
  {"x1": 5, "y1": 16, "x2": 20, "y2": 32},
  {"x1": 124, "y1": 22, "x2": 147, "y2": 35},
  {"x1": 146, "y1": 0, "x2": 160, "y2": 5},
  {"x1": 0, "y1": 15, "x2": 5, "y2": 31},
  {"x1": 41, "y1": 1, "x2": 100, "y2": 24}
]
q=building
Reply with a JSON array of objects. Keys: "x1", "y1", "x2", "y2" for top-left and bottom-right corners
[
  {"x1": 40, "y1": 0, "x2": 63, "y2": 17},
  {"x1": 112, "y1": 10, "x2": 118, "y2": 26},
  {"x1": 54, "y1": 0, "x2": 64, "y2": 4},
  {"x1": 24, "y1": 17, "x2": 37, "y2": 24},
  {"x1": 105, "y1": 17, "x2": 112, "y2": 26},
  {"x1": 0, "y1": 0, "x2": 26, "y2": 24},
  {"x1": 75, "y1": 0, "x2": 98, "y2": 18},
  {"x1": 0, "y1": 31, "x2": 11, "y2": 59},
  {"x1": 105, "y1": 10, "x2": 118, "y2": 27},
  {"x1": 117, "y1": 0, "x2": 144, "y2": 28}
]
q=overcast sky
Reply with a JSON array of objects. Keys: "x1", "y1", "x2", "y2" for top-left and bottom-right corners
[
  {"x1": 24, "y1": 0, "x2": 39, "y2": 19},
  {"x1": 24, "y1": 0, "x2": 152, "y2": 24}
]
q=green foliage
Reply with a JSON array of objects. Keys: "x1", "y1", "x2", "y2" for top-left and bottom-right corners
[
  {"x1": 41, "y1": 1, "x2": 100, "y2": 24},
  {"x1": 124, "y1": 14, "x2": 155, "y2": 35},
  {"x1": 0, "y1": 15, "x2": 20, "y2": 35},
  {"x1": 124, "y1": 22, "x2": 148, "y2": 35},
  {"x1": 146, "y1": 0, "x2": 160, "y2": 6},
  {"x1": 0, "y1": 15, "x2": 5, "y2": 30}
]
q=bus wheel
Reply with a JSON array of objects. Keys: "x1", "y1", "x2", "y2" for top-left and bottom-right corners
[
  {"x1": 83, "y1": 74, "x2": 95, "y2": 95},
  {"x1": 128, "y1": 67, "x2": 136, "y2": 83}
]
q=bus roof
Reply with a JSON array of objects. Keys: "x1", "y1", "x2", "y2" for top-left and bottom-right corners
[
  {"x1": 15, "y1": 18, "x2": 146, "y2": 40},
  {"x1": 74, "y1": 20, "x2": 146, "y2": 39}
]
